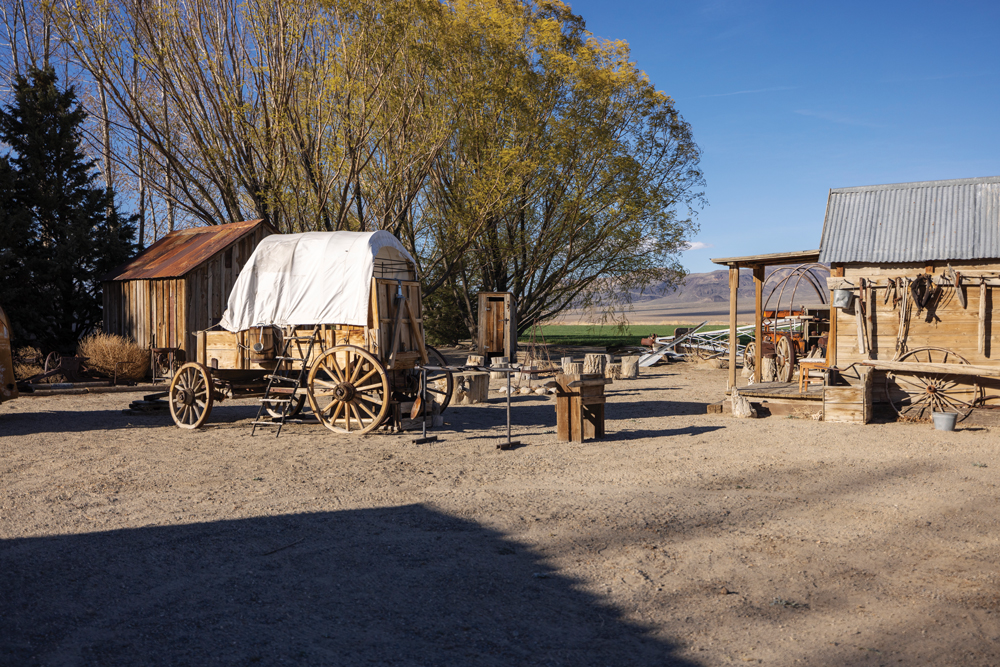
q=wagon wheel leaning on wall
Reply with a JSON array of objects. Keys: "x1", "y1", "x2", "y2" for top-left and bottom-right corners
[
  {"x1": 742, "y1": 342, "x2": 756, "y2": 377},
  {"x1": 884, "y1": 346, "x2": 982, "y2": 422},
  {"x1": 307, "y1": 345, "x2": 390, "y2": 434},
  {"x1": 169, "y1": 362, "x2": 215, "y2": 429},
  {"x1": 774, "y1": 335, "x2": 797, "y2": 383}
]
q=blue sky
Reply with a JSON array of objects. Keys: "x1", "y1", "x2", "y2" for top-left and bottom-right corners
[{"x1": 565, "y1": 0, "x2": 1000, "y2": 273}]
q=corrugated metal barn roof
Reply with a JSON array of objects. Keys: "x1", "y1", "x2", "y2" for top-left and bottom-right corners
[
  {"x1": 105, "y1": 219, "x2": 270, "y2": 281},
  {"x1": 818, "y1": 176, "x2": 1000, "y2": 264}
]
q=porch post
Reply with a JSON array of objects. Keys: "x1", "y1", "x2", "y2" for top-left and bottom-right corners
[
  {"x1": 728, "y1": 265, "x2": 739, "y2": 390},
  {"x1": 753, "y1": 264, "x2": 764, "y2": 383}
]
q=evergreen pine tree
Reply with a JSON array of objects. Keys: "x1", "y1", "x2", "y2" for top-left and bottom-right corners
[{"x1": 0, "y1": 67, "x2": 136, "y2": 351}]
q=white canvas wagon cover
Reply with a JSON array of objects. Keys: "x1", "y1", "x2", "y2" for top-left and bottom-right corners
[{"x1": 219, "y1": 230, "x2": 415, "y2": 331}]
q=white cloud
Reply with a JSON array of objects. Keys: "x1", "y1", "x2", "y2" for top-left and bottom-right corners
[
  {"x1": 683, "y1": 241, "x2": 714, "y2": 251},
  {"x1": 699, "y1": 86, "x2": 794, "y2": 98}
]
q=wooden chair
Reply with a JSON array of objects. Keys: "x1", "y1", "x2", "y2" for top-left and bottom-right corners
[{"x1": 798, "y1": 359, "x2": 828, "y2": 392}]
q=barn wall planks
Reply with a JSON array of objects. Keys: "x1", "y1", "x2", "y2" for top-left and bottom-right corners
[
  {"x1": 832, "y1": 262, "x2": 1000, "y2": 403},
  {"x1": 102, "y1": 223, "x2": 272, "y2": 367}
]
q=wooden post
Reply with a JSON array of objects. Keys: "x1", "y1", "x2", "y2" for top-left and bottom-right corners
[
  {"x1": 753, "y1": 264, "x2": 764, "y2": 384},
  {"x1": 828, "y1": 265, "x2": 842, "y2": 368},
  {"x1": 728, "y1": 265, "x2": 738, "y2": 390}
]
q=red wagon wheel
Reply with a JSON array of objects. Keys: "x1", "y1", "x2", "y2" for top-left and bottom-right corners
[
  {"x1": 169, "y1": 362, "x2": 214, "y2": 429},
  {"x1": 307, "y1": 345, "x2": 390, "y2": 434},
  {"x1": 884, "y1": 346, "x2": 982, "y2": 421}
]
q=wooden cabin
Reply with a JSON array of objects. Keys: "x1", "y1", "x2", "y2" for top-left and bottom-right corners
[
  {"x1": 712, "y1": 176, "x2": 1000, "y2": 422},
  {"x1": 820, "y1": 176, "x2": 1000, "y2": 408},
  {"x1": 102, "y1": 219, "x2": 275, "y2": 362}
]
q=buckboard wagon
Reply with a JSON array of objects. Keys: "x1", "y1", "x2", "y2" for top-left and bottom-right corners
[{"x1": 167, "y1": 231, "x2": 452, "y2": 434}]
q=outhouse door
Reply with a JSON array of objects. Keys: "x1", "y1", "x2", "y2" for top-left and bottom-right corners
[{"x1": 477, "y1": 292, "x2": 517, "y2": 361}]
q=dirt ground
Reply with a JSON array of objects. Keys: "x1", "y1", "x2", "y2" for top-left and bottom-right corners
[{"x1": 1, "y1": 355, "x2": 998, "y2": 667}]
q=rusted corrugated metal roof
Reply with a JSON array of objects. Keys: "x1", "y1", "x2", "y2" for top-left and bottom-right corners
[
  {"x1": 104, "y1": 219, "x2": 272, "y2": 281},
  {"x1": 819, "y1": 176, "x2": 1000, "y2": 264}
]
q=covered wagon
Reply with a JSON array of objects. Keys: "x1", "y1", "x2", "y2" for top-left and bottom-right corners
[{"x1": 168, "y1": 231, "x2": 452, "y2": 433}]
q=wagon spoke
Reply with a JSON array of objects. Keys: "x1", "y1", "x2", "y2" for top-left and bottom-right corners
[
  {"x1": 350, "y1": 402, "x2": 364, "y2": 427},
  {"x1": 939, "y1": 392, "x2": 974, "y2": 409},
  {"x1": 354, "y1": 368, "x2": 377, "y2": 387},
  {"x1": 328, "y1": 400, "x2": 343, "y2": 420},
  {"x1": 357, "y1": 392, "x2": 384, "y2": 406},
  {"x1": 355, "y1": 382, "x2": 385, "y2": 392},
  {"x1": 312, "y1": 378, "x2": 338, "y2": 390},
  {"x1": 893, "y1": 375, "x2": 927, "y2": 390},
  {"x1": 355, "y1": 399, "x2": 377, "y2": 420},
  {"x1": 324, "y1": 358, "x2": 345, "y2": 382}
]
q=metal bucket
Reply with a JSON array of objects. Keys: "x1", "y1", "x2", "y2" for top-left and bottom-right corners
[
  {"x1": 932, "y1": 411, "x2": 958, "y2": 431},
  {"x1": 832, "y1": 289, "x2": 854, "y2": 309},
  {"x1": 248, "y1": 326, "x2": 277, "y2": 363}
]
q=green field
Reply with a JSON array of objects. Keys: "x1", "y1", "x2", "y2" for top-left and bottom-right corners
[{"x1": 520, "y1": 324, "x2": 728, "y2": 349}]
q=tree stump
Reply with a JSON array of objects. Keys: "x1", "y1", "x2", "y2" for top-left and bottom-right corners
[
  {"x1": 490, "y1": 356, "x2": 509, "y2": 380},
  {"x1": 561, "y1": 356, "x2": 574, "y2": 371},
  {"x1": 605, "y1": 363, "x2": 622, "y2": 380},
  {"x1": 466, "y1": 355, "x2": 485, "y2": 367},
  {"x1": 761, "y1": 356, "x2": 777, "y2": 382},
  {"x1": 583, "y1": 353, "x2": 606, "y2": 375},
  {"x1": 450, "y1": 371, "x2": 489, "y2": 404},
  {"x1": 619, "y1": 355, "x2": 639, "y2": 379},
  {"x1": 564, "y1": 362, "x2": 583, "y2": 375}
]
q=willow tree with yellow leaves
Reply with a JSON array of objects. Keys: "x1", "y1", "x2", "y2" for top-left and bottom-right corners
[{"x1": 49, "y1": 0, "x2": 702, "y2": 336}]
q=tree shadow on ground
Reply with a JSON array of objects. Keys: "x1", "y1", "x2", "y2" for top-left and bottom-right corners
[{"x1": 0, "y1": 506, "x2": 699, "y2": 667}]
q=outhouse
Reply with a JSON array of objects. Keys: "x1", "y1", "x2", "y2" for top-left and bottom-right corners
[{"x1": 477, "y1": 292, "x2": 517, "y2": 361}]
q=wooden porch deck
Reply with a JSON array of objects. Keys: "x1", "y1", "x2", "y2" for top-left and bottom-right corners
[{"x1": 725, "y1": 382, "x2": 823, "y2": 401}]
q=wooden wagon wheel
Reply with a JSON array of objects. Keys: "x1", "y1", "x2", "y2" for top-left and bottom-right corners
[
  {"x1": 262, "y1": 366, "x2": 306, "y2": 418},
  {"x1": 422, "y1": 345, "x2": 454, "y2": 413},
  {"x1": 884, "y1": 346, "x2": 982, "y2": 421},
  {"x1": 264, "y1": 394, "x2": 306, "y2": 419},
  {"x1": 307, "y1": 345, "x2": 389, "y2": 434},
  {"x1": 743, "y1": 342, "x2": 756, "y2": 374},
  {"x1": 774, "y1": 335, "x2": 796, "y2": 383},
  {"x1": 169, "y1": 362, "x2": 214, "y2": 429}
]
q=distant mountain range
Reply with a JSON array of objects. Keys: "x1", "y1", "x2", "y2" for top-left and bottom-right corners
[{"x1": 555, "y1": 267, "x2": 830, "y2": 324}]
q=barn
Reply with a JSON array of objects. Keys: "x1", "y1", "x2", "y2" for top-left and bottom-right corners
[
  {"x1": 821, "y1": 175, "x2": 1000, "y2": 418},
  {"x1": 102, "y1": 219, "x2": 275, "y2": 364}
]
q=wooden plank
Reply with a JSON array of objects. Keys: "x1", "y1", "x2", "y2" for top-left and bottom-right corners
[
  {"x1": 859, "y1": 360, "x2": 1000, "y2": 377},
  {"x1": 824, "y1": 405, "x2": 866, "y2": 423},
  {"x1": 566, "y1": 378, "x2": 613, "y2": 388},
  {"x1": 404, "y1": 292, "x2": 429, "y2": 365}
]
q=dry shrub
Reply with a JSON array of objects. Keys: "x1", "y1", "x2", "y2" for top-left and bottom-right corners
[
  {"x1": 12, "y1": 346, "x2": 50, "y2": 382},
  {"x1": 78, "y1": 333, "x2": 148, "y2": 381}
]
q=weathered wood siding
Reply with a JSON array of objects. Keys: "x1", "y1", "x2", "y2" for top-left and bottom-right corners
[
  {"x1": 102, "y1": 225, "x2": 271, "y2": 364},
  {"x1": 832, "y1": 261, "x2": 1000, "y2": 402}
]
